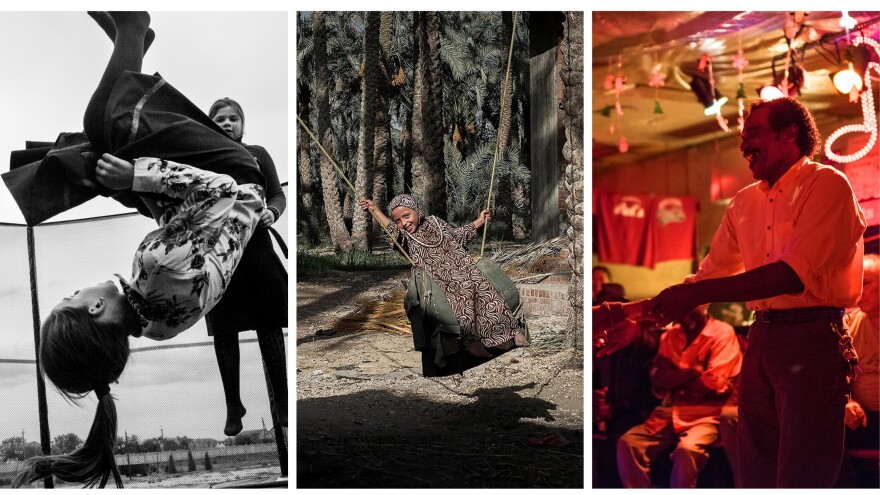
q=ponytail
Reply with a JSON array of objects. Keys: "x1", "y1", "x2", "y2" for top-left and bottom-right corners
[
  {"x1": 13, "y1": 305, "x2": 132, "y2": 487},
  {"x1": 14, "y1": 390, "x2": 122, "y2": 488}
]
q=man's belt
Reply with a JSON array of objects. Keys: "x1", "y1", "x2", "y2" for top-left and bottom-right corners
[{"x1": 754, "y1": 306, "x2": 844, "y2": 323}]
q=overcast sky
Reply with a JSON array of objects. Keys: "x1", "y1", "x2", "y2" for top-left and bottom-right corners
[{"x1": 0, "y1": 10, "x2": 288, "y2": 442}]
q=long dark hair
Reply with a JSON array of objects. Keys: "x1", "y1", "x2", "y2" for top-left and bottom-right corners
[{"x1": 13, "y1": 306, "x2": 131, "y2": 488}]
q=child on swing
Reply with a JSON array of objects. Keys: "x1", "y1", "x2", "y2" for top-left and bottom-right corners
[
  {"x1": 359, "y1": 194, "x2": 529, "y2": 359},
  {"x1": 14, "y1": 12, "x2": 277, "y2": 488}
]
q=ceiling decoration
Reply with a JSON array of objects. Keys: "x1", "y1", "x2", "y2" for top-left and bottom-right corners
[{"x1": 592, "y1": 11, "x2": 880, "y2": 169}]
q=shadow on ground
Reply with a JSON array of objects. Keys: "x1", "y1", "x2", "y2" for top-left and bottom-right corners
[{"x1": 297, "y1": 384, "x2": 583, "y2": 488}]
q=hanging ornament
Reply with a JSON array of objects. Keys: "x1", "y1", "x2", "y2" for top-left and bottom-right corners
[
  {"x1": 603, "y1": 74, "x2": 615, "y2": 90},
  {"x1": 654, "y1": 99, "x2": 664, "y2": 114},
  {"x1": 839, "y1": 11, "x2": 856, "y2": 30},
  {"x1": 734, "y1": 30, "x2": 749, "y2": 130},
  {"x1": 701, "y1": 53, "x2": 729, "y2": 133},
  {"x1": 613, "y1": 54, "x2": 628, "y2": 153},
  {"x1": 648, "y1": 54, "x2": 666, "y2": 116},
  {"x1": 825, "y1": 35, "x2": 880, "y2": 164},
  {"x1": 604, "y1": 59, "x2": 614, "y2": 90},
  {"x1": 698, "y1": 53, "x2": 710, "y2": 72}
]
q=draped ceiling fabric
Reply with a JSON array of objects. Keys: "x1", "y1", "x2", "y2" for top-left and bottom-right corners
[{"x1": 592, "y1": 11, "x2": 880, "y2": 169}]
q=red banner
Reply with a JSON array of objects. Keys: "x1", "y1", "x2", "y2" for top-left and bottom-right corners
[
  {"x1": 594, "y1": 190, "x2": 697, "y2": 268},
  {"x1": 595, "y1": 192, "x2": 653, "y2": 267},
  {"x1": 651, "y1": 195, "x2": 698, "y2": 264}
]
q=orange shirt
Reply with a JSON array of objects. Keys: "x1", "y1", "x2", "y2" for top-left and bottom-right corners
[
  {"x1": 644, "y1": 318, "x2": 742, "y2": 434},
  {"x1": 694, "y1": 157, "x2": 866, "y2": 311}
]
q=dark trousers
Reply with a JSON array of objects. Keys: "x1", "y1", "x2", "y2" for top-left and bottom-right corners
[{"x1": 737, "y1": 317, "x2": 849, "y2": 487}]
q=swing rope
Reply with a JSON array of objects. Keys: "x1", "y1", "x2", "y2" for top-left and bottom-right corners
[
  {"x1": 295, "y1": 114, "x2": 415, "y2": 266},
  {"x1": 479, "y1": 11, "x2": 519, "y2": 258}
]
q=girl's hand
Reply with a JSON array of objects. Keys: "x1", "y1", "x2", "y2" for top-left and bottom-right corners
[
  {"x1": 358, "y1": 199, "x2": 377, "y2": 213},
  {"x1": 95, "y1": 153, "x2": 134, "y2": 190},
  {"x1": 473, "y1": 209, "x2": 491, "y2": 228},
  {"x1": 258, "y1": 209, "x2": 275, "y2": 228}
]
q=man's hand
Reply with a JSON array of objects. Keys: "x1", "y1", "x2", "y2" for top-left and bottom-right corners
[
  {"x1": 623, "y1": 299, "x2": 659, "y2": 322},
  {"x1": 845, "y1": 400, "x2": 867, "y2": 430},
  {"x1": 647, "y1": 283, "x2": 701, "y2": 327},
  {"x1": 596, "y1": 319, "x2": 641, "y2": 357},
  {"x1": 95, "y1": 153, "x2": 134, "y2": 190}
]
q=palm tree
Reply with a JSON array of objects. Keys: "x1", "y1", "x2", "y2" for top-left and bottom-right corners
[
  {"x1": 372, "y1": 11, "x2": 394, "y2": 216},
  {"x1": 314, "y1": 11, "x2": 351, "y2": 251},
  {"x1": 295, "y1": 12, "x2": 325, "y2": 247},
  {"x1": 411, "y1": 11, "x2": 446, "y2": 219},
  {"x1": 562, "y1": 11, "x2": 584, "y2": 350},
  {"x1": 296, "y1": 13, "x2": 315, "y2": 211},
  {"x1": 351, "y1": 11, "x2": 381, "y2": 251}
]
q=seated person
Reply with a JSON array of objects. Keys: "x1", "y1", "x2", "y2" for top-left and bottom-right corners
[
  {"x1": 359, "y1": 195, "x2": 528, "y2": 358},
  {"x1": 617, "y1": 305, "x2": 742, "y2": 488},
  {"x1": 592, "y1": 265, "x2": 612, "y2": 304},
  {"x1": 594, "y1": 301, "x2": 661, "y2": 488},
  {"x1": 845, "y1": 253, "x2": 880, "y2": 447},
  {"x1": 838, "y1": 254, "x2": 880, "y2": 487}
]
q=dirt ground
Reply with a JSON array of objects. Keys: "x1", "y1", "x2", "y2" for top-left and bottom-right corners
[{"x1": 296, "y1": 268, "x2": 584, "y2": 488}]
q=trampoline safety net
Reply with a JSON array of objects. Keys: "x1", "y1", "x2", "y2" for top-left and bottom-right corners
[{"x1": 0, "y1": 184, "x2": 289, "y2": 488}]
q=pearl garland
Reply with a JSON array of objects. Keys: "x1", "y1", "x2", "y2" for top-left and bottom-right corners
[{"x1": 825, "y1": 36, "x2": 880, "y2": 164}]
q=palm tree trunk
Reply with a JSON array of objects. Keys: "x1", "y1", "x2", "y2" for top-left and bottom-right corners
[
  {"x1": 351, "y1": 11, "x2": 381, "y2": 251},
  {"x1": 561, "y1": 11, "x2": 584, "y2": 350},
  {"x1": 314, "y1": 11, "x2": 351, "y2": 251},
  {"x1": 372, "y1": 11, "x2": 394, "y2": 217},
  {"x1": 412, "y1": 12, "x2": 446, "y2": 218},
  {"x1": 297, "y1": 83, "x2": 315, "y2": 210},
  {"x1": 495, "y1": 11, "x2": 515, "y2": 240}
]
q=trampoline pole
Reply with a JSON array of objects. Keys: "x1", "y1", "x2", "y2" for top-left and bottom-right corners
[
  {"x1": 262, "y1": 360, "x2": 288, "y2": 478},
  {"x1": 27, "y1": 227, "x2": 53, "y2": 488}
]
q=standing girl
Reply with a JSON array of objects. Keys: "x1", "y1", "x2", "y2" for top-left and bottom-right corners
[{"x1": 206, "y1": 97, "x2": 288, "y2": 436}]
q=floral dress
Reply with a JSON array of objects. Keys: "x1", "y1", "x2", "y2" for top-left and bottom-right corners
[
  {"x1": 387, "y1": 215, "x2": 523, "y2": 349},
  {"x1": 116, "y1": 157, "x2": 264, "y2": 340}
]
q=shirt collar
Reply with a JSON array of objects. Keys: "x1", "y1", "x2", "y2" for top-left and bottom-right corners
[
  {"x1": 758, "y1": 156, "x2": 808, "y2": 193},
  {"x1": 115, "y1": 274, "x2": 147, "y2": 337}
]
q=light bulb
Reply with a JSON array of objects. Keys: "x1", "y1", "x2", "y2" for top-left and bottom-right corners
[
  {"x1": 832, "y1": 62, "x2": 863, "y2": 94},
  {"x1": 759, "y1": 85, "x2": 784, "y2": 100}
]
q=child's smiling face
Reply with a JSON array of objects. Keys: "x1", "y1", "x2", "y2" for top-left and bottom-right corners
[{"x1": 391, "y1": 206, "x2": 420, "y2": 233}]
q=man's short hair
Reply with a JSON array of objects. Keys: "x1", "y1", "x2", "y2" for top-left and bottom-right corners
[
  {"x1": 864, "y1": 253, "x2": 880, "y2": 278},
  {"x1": 593, "y1": 265, "x2": 611, "y2": 278},
  {"x1": 748, "y1": 97, "x2": 821, "y2": 158}
]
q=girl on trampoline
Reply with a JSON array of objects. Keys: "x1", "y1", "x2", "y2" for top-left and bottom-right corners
[
  {"x1": 14, "y1": 12, "x2": 278, "y2": 488},
  {"x1": 359, "y1": 195, "x2": 529, "y2": 359}
]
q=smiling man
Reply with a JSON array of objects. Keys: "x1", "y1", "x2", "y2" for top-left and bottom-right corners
[{"x1": 645, "y1": 97, "x2": 866, "y2": 487}]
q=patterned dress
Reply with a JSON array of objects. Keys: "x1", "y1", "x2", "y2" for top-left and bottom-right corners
[
  {"x1": 387, "y1": 211, "x2": 523, "y2": 349},
  {"x1": 117, "y1": 157, "x2": 264, "y2": 341}
]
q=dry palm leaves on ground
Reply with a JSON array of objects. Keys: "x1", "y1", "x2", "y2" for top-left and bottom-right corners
[{"x1": 330, "y1": 237, "x2": 571, "y2": 336}]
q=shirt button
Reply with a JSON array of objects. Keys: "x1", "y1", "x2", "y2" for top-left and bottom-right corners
[
  {"x1": 769, "y1": 198, "x2": 774, "y2": 203},
  {"x1": 766, "y1": 253, "x2": 770, "y2": 257},
  {"x1": 767, "y1": 226, "x2": 771, "y2": 230}
]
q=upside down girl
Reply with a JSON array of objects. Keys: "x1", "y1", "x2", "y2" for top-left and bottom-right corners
[{"x1": 14, "y1": 12, "x2": 282, "y2": 488}]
